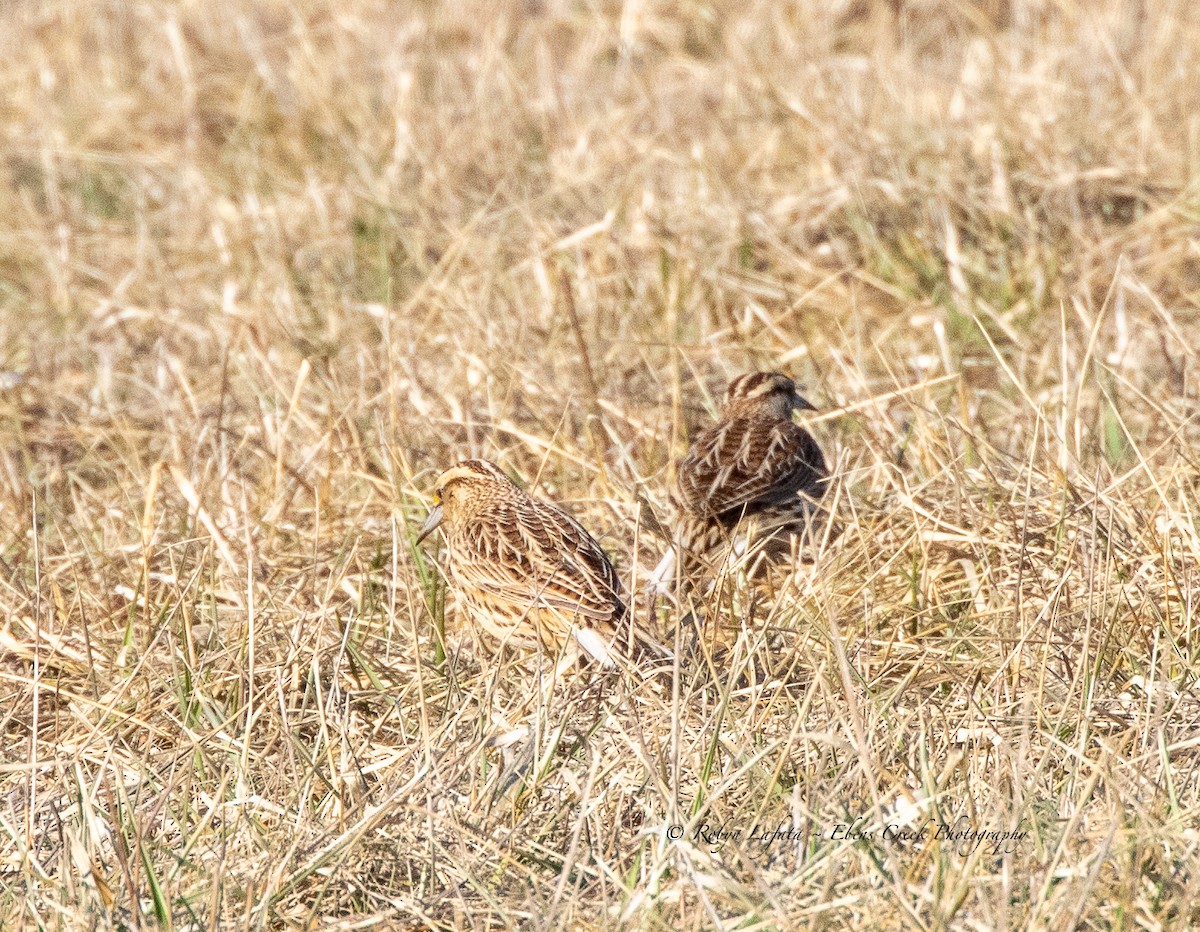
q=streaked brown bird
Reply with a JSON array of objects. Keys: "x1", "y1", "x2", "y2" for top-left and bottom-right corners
[
  {"x1": 649, "y1": 372, "x2": 829, "y2": 593},
  {"x1": 416, "y1": 459, "x2": 639, "y2": 668}
]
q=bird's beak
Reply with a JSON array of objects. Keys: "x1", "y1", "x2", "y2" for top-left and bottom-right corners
[
  {"x1": 793, "y1": 392, "x2": 818, "y2": 412},
  {"x1": 415, "y1": 504, "x2": 444, "y2": 545}
]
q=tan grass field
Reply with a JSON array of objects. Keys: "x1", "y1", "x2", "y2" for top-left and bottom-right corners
[{"x1": 2, "y1": 0, "x2": 1200, "y2": 928}]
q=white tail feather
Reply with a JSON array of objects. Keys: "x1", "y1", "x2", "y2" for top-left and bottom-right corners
[
  {"x1": 573, "y1": 627, "x2": 616, "y2": 668},
  {"x1": 646, "y1": 547, "x2": 677, "y2": 597}
]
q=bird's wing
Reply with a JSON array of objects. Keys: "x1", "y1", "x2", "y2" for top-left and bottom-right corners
[
  {"x1": 463, "y1": 500, "x2": 625, "y2": 624},
  {"x1": 676, "y1": 416, "x2": 827, "y2": 520}
]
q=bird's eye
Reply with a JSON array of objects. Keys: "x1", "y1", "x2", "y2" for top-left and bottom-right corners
[{"x1": 432, "y1": 490, "x2": 442, "y2": 506}]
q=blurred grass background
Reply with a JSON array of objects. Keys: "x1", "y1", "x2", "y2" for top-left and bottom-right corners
[{"x1": 1, "y1": 0, "x2": 1199, "y2": 928}]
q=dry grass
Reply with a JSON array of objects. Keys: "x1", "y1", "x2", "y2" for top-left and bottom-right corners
[{"x1": 2, "y1": 0, "x2": 1199, "y2": 928}]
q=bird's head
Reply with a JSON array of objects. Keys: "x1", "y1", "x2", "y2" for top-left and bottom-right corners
[
  {"x1": 722, "y1": 371, "x2": 817, "y2": 420},
  {"x1": 416, "y1": 459, "x2": 515, "y2": 543}
]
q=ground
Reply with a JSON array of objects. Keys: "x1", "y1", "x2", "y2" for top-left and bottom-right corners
[{"x1": 1, "y1": 0, "x2": 1199, "y2": 928}]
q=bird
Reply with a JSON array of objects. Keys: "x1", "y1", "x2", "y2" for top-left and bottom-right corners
[
  {"x1": 415, "y1": 459, "x2": 640, "y2": 668},
  {"x1": 648, "y1": 371, "x2": 829, "y2": 594}
]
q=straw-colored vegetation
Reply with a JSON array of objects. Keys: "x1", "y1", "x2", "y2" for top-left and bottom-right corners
[{"x1": 2, "y1": 0, "x2": 1199, "y2": 928}]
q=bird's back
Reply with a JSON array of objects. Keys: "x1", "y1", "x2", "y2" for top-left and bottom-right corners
[
  {"x1": 445, "y1": 490, "x2": 629, "y2": 649},
  {"x1": 676, "y1": 411, "x2": 827, "y2": 527}
]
